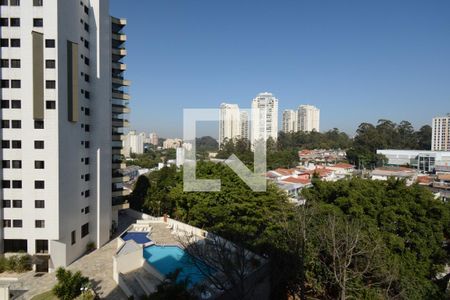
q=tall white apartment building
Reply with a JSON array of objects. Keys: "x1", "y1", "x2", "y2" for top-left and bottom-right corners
[
  {"x1": 240, "y1": 110, "x2": 249, "y2": 140},
  {"x1": 282, "y1": 109, "x2": 297, "y2": 133},
  {"x1": 123, "y1": 131, "x2": 144, "y2": 157},
  {"x1": 297, "y1": 104, "x2": 320, "y2": 132},
  {"x1": 432, "y1": 115, "x2": 450, "y2": 151},
  {"x1": 0, "y1": 0, "x2": 130, "y2": 271},
  {"x1": 251, "y1": 92, "x2": 278, "y2": 143},
  {"x1": 219, "y1": 103, "x2": 241, "y2": 145}
]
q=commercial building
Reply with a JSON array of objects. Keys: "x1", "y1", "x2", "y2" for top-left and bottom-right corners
[
  {"x1": 377, "y1": 149, "x2": 450, "y2": 173},
  {"x1": 297, "y1": 104, "x2": 320, "y2": 132},
  {"x1": 123, "y1": 130, "x2": 145, "y2": 157},
  {"x1": 219, "y1": 103, "x2": 241, "y2": 145},
  {"x1": 432, "y1": 115, "x2": 450, "y2": 151},
  {"x1": 282, "y1": 109, "x2": 297, "y2": 133},
  {"x1": 251, "y1": 92, "x2": 278, "y2": 144},
  {"x1": 0, "y1": 0, "x2": 129, "y2": 271}
]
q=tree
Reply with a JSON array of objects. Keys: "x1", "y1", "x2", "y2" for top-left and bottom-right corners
[
  {"x1": 416, "y1": 125, "x2": 432, "y2": 150},
  {"x1": 128, "y1": 175, "x2": 150, "y2": 210},
  {"x1": 52, "y1": 267, "x2": 89, "y2": 300},
  {"x1": 144, "y1": 269, "x2": 196, "y2": 300}
]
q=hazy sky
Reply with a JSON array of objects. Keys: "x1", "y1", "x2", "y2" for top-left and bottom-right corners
[{"x1": 110, "y1": 0, "x2": 450, "y2": 138}]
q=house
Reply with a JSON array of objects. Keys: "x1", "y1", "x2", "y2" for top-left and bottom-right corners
[{"x1": 370, "y1": 167, "x2": 418, "y2": 185}]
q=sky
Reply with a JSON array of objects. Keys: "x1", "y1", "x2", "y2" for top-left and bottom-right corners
[{"x1": 110, "y1": 0, "x2": 450, "y2": 139}]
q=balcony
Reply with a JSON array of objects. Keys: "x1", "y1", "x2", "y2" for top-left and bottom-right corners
[
  {"x1": 112, "y1": 48, "x2": 127, "y2": 56},
  {"x1": 112, "y1": 104, "x2": 130, "y2": 114},
  {"x1": 112, "y1": 148, "x2": 126, "y2": 155},
  {"x1": 112, "y1": 118, "x2": 130, "y2": 128},
  {"x1": 111, "y1": 16, "x2": 127, "y2": 26},
  {"x1": 112, "y1": 134, "x2": 124, "y2": 141},
  {"x1": 112, "y1": 62, "x2": 126, "y2": 71},
  {"x1": 112, "y1": 77, "x2": 131, "y2": 86},
  {"x1": 112, "y1": 188, "x2": 131, "y2": 197},
  {"x1": 112, "y1": 33, "x2": 127, "y2": 42},
  {"x1": 112, "y1": 175, "x2": 130, "y2": 183},
  {"x1": 112, "y1": 91, "x2": 130, "y2": 100},
  {"x1": 112, "y1": 162, "x2": 126, "y2": 169}
]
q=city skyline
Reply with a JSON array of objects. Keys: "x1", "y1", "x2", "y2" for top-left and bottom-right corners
[{"x1": 110, "y1": 0, "x2": 450, "y2": 137}]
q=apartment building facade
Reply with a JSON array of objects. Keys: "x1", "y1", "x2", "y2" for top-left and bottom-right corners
[
  {"x1": 282, "y1": 109, "x2": 297, "y2": 133},
  {"x1": 297, "y1": 104, "x2": 320, "y2": 132},
  {"x1": 0, "y1": 0, "x2": 129, "y2": 271},
  {"x1": 251, "y1": 92, "x2": 278, "y2": 144},
  {"x1": 432, "y1": 115, "x2": 450, "y2": 151},
  {"x1": 219, "y1": 103, "x2": 241, "y2": 145}
]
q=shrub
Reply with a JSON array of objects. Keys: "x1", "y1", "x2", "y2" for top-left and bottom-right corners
[
  {"x1": 86, "y1": 242, "x2": 96, "y2": 252},
  {"x1": 52, "y1": 267, "x2": 89, "y2": 300}
]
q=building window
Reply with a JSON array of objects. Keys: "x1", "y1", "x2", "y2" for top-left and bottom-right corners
[
  {"x1": 45, "y1": 80, "x2": 56, "y2": 89},
  {"x1": 10, "y1": 0, "x2": 20, "y2": 6},
  {"x1": 1, "y1": 100, "x2": 9, "y2": 108},
  {"x1": 12, "y1": 160, "x2": 21, "y2": 169},
  {"x1": 1, "y1": 180, "x2": 10, "y2": 188},
  {"x1": 85, "y1": 157, "x2": 90, "y2": 165},
  {"x1": 85, "y1": 141, "x2": 90, "y2": 148},
  {"x1": 45, "y1": 59, "x2": 55, "y2": 68},
  {"x1": 71, "y1": 230, "x2": 76, "y2": 245},
  {"x1": 2, "y1": 200, "x2": 11, "y2": 208},
  {"x1": 2, "y1": 160, "x2": 10, "y2": 168},
  {"x1": 85, "y1": 91, "x2": 90, "y2": 99},
  {"x1": 45, "y1": 39, "x2": 55, "y2": 48},
  {"x1": 10, "y1": 39, "x2": 20, "y2": 47},
  {"x1": 2, "y1": 220, "x2": 11, "y2": 228},
  {"x1": 13, "y1": 220, "x2": 22, "y2": 228},
  {"x1": 1, "y1": 140, "x2": 10, "y2": 148},
  {"x1": 11, "y1": 120, "x2": 21, "y2": 128},
  {"x1": 0, "y1": 18, "x2": 7, "y2": 26},
  {"x1": 0, "y1": 1, "x2": 6, "y2": 6},
  {"x1": 12, "y1": 200, "x2": 22, "y2": 208},
  {"x1": 10, "y1": 18, "x2": 20, "y2": 27},
  {"x1": 11, "y1": 80, "x2": 21, "y2": 88},
  {"x1": 12, "y1": 140, "x2": 21, "y2": 148},
  {"x1": 35, "y1": 161, "x2": 45, "y2": 169},
  {"x1": 85, "y1": 124, "x2": 90, "y2": 132},
  {"x1": 11, "y1": 100, "x2": 21, "y2": 108},
  {"x1": 84, "y1": 5, "x2": 89, "y2": 14},
  {"x1": 10, "y1": 59, "x2": 20, "y2": 68},
  {"x1": 84, "y1": 23, "x2": 89, "y2": 32},
  {"x1": 34, "y1": 180, "x2": 45, "y2": 189},
  {"x1": 84, "y1": 57, "x2": 90, "y2": 66},
  {"x1": 34, "y1": 141, "x2": 44, "y2": 149},
  {"x1": 84, "y1": 40, "x2": 89, "y2": 49},
  {"x1": 12, "y1": 180, "x2": 22, "y2": 189},
  {"x1": 0, "y1": 39, "x2": 8, "y2": 47},
  {"x1": 46, "y1": 100, "x2": 56, "y2": 109},
  {"x1": 1, "y1": 80, "x2": 9, "y2": 88},
  {"x1": 34, "y1": 120, "x2": 44, "y2": 129},
  {"x1": 33, "y1": 18, "x2": 43, "y2": 27},
  {"x1": 84, "y1": 74, "x2": 89, "y2": 82},
  {"x1": 85, "y1": 174, "x2": 90, "y2": 181},
  {"x1": 84, "y1": 108, "x2": 90, "y2": 115},
  {"x1": 84, "y1": 206, "x2": 90, "y2": 214},
  {"x1": 33, "y1": 0, "x2": 43, "y2": 6},
  {"x1": 1, "y1": 59, "x2": 8, "y2": 67},
  {"x1": 1, "y1": 120, "x2": 9, "y2": 128},
  {"x1": 35, "y1": 200, "x2": 45, "y2": 208},
  {"x1": 85, "y1": 190, "x2": 90, "y2": 197},
  {"x1": 81, "y1": 223, "x2": 89, "y2": 238},
  {"x1": 35, "y1": 220, "x2": 45, "y2": 228}
]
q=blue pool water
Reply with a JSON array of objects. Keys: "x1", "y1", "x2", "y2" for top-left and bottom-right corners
[
  {"x1": 121, "y1": 232, "x2": 151, "y2": 244},
  {"x1": 143, "y1": 245, "x2": 212, "y2": 286}
]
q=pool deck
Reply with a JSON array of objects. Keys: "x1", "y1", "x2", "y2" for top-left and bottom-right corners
[{"x1": 146, "y1": 222, "x2": 181, "y2": 246}]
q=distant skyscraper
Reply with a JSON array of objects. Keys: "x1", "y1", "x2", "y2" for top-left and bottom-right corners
[
  {"x1": 282, "y1": 109, "x2": 298, "y2": 133},
  {"x1": 240, "y1": 111, "x2": 249, "y2": 140},
  {"x1": 251, "y1": 92, "x2": 278, "y2": 143},
  {"x1": 297, "y1": 105, "x2": 320, "y2": 132},
  {"x1": 432, "y1": 114, "x2": 450, "y2": 151},
  {"x1": 124, "y1": 131, "x2": 145, "y2": 156},
  {"x1": 149, "y1": 132, "x2": 159, "y2": 146},
  {"x1": 219, "y1": 103, "x2": 241, "y2": 145}
]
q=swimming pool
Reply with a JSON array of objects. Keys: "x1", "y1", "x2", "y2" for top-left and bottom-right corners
[
  {"x1": 121, "y1": 232, "x2": 151, "y2": 244},
  {"x1": 143, "y1": 245, "x2": 212, "y2": 286}
]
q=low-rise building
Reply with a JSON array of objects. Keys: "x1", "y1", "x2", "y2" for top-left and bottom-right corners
[
  {"x1": 163, "y1": 138, "x2": 183, "y2": 149},
  {"x1": 370, "y1": 167, "x2": 418, "y2": 185},
  {"x1": 376, "y1": 149, "x2": 450, "y2": 173}
]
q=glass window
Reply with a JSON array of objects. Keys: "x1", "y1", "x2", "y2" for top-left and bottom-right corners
[
  {"x1": 12, "y1": 180, "x2": 22, "y2": 189},
  {"x1": 34, "y1": 161, "x2": 45, "y2": 169},
  {"x1": 1, "y1": 100, "x2": 9, "y2": 108},
  {"x1": 33, "y1": 0, "x2": 43, "y2": 6},
  {"x1": 46, "y1": 100, "x2": 56, "y2": 109},
  {"x1": 10, "y1": 39, "x2": 20, "y2": 47},
  {"x1": 34, "y1": 120, "x2": 44, "y2": 129},
  {"x1": 10, "y1": 59, "x2": 20, "y2": 68},
  {"x1": 12, "y1": 140, "x2": 21, "y2": 148},
  {"x1": 81, "y1": 223, "x2": 89, "y2": 237},
  {"x1": 11, "y1": 120, "x2": 21, "y2": 128},
  {"x1": 10, "y1": 0, "x2": 20, "y2": 6},
  {"x1": 0, "y1": 59, "x2": 8, "y2": 67},
  {"x1": 35, "y1": 200, "x2": 45, "y2": 208},
  {"x1": 1, "y1": 120, "x2": 10, "y2": 128},
  {"x1": 13, "y1": 220, "x2": 22, "y2": 228},
  {"x1": 11, "y1": 100, "x2": 21, "y2": 108},
  {"x1": 1, "y1": 80, "x2": 9, "y2": 88},
  {"x1": 71, "y1": 230, "x2": 76, "y2": 245},
  {"x1": 45, "y1": 39, "x2": 55, "y2": 48},
  {"x1": 34, "y1": 180, "x2": 45, "y2": 189},
  {"x1": 12, "y1": 160, "x2": 21, "y2": 168},
  {"x1": 0, "y1": 39, "x2": 8, "y2": 47},
  {"x1": 45, "y1": 59, "x2": 55, "y2": 68},
  {"x1": 33, "y1": 18, "x2": 43, "y2": 27},
  {"x1": 12, "y1": 200, "x2": 22, "y2": 208},
  {"x1": 2, "y1": 160, "x2": 10, "y2": 168},
  {"x1": 1, "y1": 140, "x2": 10, "y2": 148},
  {"x1": 11, "y1": 80, "x2": 21, "y2": 88},
  {"x1": 3, "y1": 220, "x2": 11, "y2": 228},
  {"x1": 45, "y1": 80, "x2": 55, "y2": 89},
  {"x1": 35, "y1": 220, "x2": 45, "y2": 228},
  {"x1": 0, "y1": 18, "x2": 7, "y2": 26},
  {"x1": 34, "y1": 140, "x2": 44, "y2": 149},
  {"x1": 0, "y1": 0, "x2": 7, "y2": 6},
  {"x1": 2, "y1": 200, "x2": 11, "y2": 208},
  {"x1": 10, "y1": 18, "x2": 20, "y2": 27},
  {"x1": 1, "y1": 180, "x2": 10, "y2": 188}
]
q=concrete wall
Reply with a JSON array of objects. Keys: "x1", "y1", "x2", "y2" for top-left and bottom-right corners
[{"x1": 113, "y1": 243, "x2": 144, "y2": 283}]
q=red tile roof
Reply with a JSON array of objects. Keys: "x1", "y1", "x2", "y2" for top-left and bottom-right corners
[
  {"x1": 333, "y1": 163, "x2": 354, "y2": 169},
  {"x1": 282, "y1": 176, "x2": 311, "y2": 185}
]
